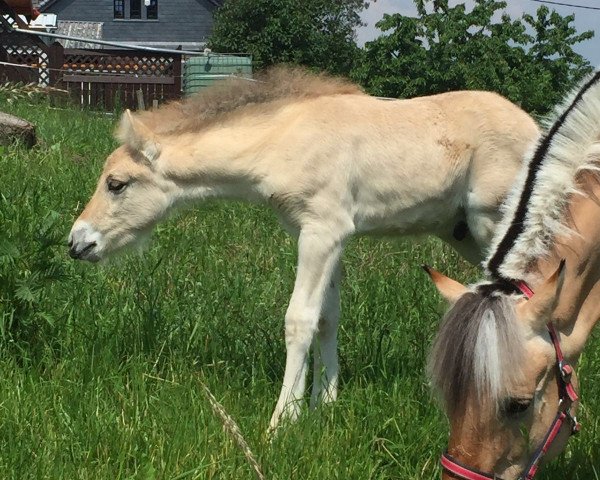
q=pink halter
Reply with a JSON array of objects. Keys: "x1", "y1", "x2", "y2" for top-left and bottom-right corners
[{"x1": 440, "y1": 281, "x2": 580, "y2": 480}]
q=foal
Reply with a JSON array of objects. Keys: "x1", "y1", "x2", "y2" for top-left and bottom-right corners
[{"x1": 68, "y1": 67, "x2": 539, "y2": 430}]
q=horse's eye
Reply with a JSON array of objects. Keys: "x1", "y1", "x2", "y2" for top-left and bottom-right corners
[
  {"x1": 107, "y1": 178, "x2": 128, "y2": 194},
  {"x1": 502, "y1": 397, "x2": 532, "y2": 417}
]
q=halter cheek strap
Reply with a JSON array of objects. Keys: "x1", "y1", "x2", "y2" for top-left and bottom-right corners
[
  {"x1": 515, "y1": 319, "x2": 580, "y2": 480},
  {"x1": 440, "y1": 281, "x2": 580, "y2": 480}
]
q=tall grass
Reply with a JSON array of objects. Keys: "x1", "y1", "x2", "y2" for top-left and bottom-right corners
[{"x1": 0, "y1": 95, "x2": 598, "y2": 479}]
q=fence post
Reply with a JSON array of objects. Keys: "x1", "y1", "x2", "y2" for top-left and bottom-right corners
[
  {"x1": 173, "y1": 45, "x2": 182, "y2": 97},
  {"x1": 0, "y1": 46, "x2": 9, "y2": 82},
  {"x1": 48, "y1": 41, "x2": 63, "y2": 87}
]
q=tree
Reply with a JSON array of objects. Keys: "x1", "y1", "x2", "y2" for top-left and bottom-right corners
[
  {"x1": 521, "y1": 5, "x2": 594, "y2": 111},
  {"x1": 352, "y1": 0, "x2": 594, "y2": 115},
  {"x1": 208, "y1": 0, "x2": 368, "y2": 76}
]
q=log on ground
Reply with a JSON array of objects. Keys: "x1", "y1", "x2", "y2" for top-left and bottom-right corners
[{"x1": 0, "y1": 112, "x2": 36, "y2": 148}]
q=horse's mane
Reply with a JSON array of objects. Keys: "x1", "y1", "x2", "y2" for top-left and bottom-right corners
[
  {"x1": 428, "y1": 288, "x2": 525, "y2": 414},
  {"x1": 429, "y1": 71, "x2": 600, "y2": 414},
  {"x1": 131, "y1": 66, "x2": 364, "y2": 136},
  {"x1": 486, "y1": 71, "x2": 600, "y2": 284}
]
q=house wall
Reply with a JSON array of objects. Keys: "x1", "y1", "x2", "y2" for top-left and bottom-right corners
[{"x1": 44, "y1": 0, "x2": 218, "y2": 44}]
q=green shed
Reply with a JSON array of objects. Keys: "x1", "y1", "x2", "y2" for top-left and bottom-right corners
[{"x1": 183, "y1": 54, "x2": 253, "y2": 95}]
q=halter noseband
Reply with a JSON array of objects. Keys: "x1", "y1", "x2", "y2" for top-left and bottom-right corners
[{"x1": 440, "y1": 281, "x2": 580, "y2": 480}]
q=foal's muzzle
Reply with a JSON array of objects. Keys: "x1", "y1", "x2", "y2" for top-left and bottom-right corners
[{"x1": 68, "y1": 220, "x2": 102, "y2": 262}]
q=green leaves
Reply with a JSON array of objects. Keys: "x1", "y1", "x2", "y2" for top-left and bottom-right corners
[
  {"x1": 0, "y1": 236, "x2": 20, "y2": 262},
  {"x1": 0, "y1": 198, "x2": 70, "y2": 353},
  {"x1": 208, "y1": 0, "x2": 593, "y2": 114},
  {"x1": 351, "y1": 0, "x2": 594, "y2": 115},
  {"x1": 208, "y1": 0, "x2": 367, "y2": 75}
]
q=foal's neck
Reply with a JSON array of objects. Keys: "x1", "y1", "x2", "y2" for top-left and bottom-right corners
[{"x1": 160, "y1": 121, "x2": 280, "y2": 204}]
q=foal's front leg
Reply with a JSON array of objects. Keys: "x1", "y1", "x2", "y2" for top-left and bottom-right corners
[
  {"x1": 268, "y1": 229, "x2": 344, "y2": 432},
  {"x1": 310, "y1": 262, "x2": 341, "y2": 409}
]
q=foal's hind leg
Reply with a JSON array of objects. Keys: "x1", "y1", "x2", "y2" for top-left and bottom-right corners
[
  {"x1": 310, "y1": 262, "x2": 341, "y2": 409},
  {"x1": 269, "y1": 229, "x2": 345, "y2": 432}
]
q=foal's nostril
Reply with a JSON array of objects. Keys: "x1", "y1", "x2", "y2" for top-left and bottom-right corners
[
  {"x1": 81, "y1": 241, "x2": 97, "y2": 254},
  {"x1": 69, "y1": 241, "x2": 97, "y2": 260},
  {"x1": 68, "y1": 238, "x2": 73, "y2": 248},
  {"x1": 68, "y1": 246, "x2": 80, "y2": 259}
]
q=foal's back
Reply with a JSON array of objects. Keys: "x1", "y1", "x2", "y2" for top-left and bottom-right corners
[{"x1": 266, "y1": 90, "x2": 539, "y2": 262}]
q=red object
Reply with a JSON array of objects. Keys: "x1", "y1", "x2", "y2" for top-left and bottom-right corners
[{"x1": 4, "y1": 0, "x2": 36, "y2": 18}]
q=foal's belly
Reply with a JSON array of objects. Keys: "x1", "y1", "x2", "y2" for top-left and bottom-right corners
[{"x1": 353, "y1": 195, "x2": 463, "y2": 237}]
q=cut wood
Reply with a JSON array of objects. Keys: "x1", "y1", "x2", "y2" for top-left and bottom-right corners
[{"x1": 0, "y1": 112, "x2": 36, "y2": 148}]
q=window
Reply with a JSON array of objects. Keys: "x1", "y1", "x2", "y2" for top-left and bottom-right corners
[
  {"x1": 147, "y1": 0, "x2": 158, "y2": 19},
  {"x1": 114, "y1": 0, "x2": 124, "y2": 19},
  {"x1": 114, "y1": 0, "x2": 158, "y2": 20},
  {"x1": 130, "y1": 0, "x2": 141, "y2": 19}
]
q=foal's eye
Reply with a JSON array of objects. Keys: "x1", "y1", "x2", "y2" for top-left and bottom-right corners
[
  {"x1": 502, "y1": 397, "x2": 532, "y2": 417},
  {"x1": 107, "y1": 178, "x2": 128, "y2": 194}
]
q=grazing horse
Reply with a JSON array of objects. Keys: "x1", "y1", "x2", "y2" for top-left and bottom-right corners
[
  {"x1": 426, "y1": 70, "x2": 600, "y2": 479},
  {"x1": 68, "y1": 67, "x2": 539, "y2": 431}
]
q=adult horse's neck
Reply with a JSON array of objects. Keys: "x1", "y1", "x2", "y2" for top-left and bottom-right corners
[{"x1": 534, "y1": 172, "x2": 600, "y2": 345}]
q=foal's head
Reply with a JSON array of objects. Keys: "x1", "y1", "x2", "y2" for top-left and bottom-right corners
[
  {"x1": 69, "y1": 111, "x2": 171, "y2": 261},
  {"x1": 426, "y1": 265, "x2": 578, "y2": 479}
]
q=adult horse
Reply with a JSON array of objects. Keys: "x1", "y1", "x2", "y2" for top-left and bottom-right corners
[
  {"x1": 427, "y1": 70, "x2": 600, "y2": 479},
  {"x1": 68, "y1": 67, "x2": 539, "y2": 431}
]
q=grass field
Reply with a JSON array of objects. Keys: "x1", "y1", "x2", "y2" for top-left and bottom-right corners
[{"x1": 1, "y1": 93, "x2": 599, "y2": 480}]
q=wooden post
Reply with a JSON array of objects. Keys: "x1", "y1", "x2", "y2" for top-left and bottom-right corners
[
  {"x1": 173, "y1": 45, "x2": 182, "y2": 98},
  {"x1": 0, "y1": 0, "x2": 29, "y2": 29},
  {"x1": 136, "y1": 88, "x2": 145, "y2": 110},
  {"x1": 0, "y1": 46, "x2": 9, "y2": 82},
  {"x1": 47, "y1": 41, "x2": 63, "y2": 86}
]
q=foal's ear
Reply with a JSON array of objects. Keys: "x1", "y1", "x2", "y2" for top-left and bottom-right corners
[
  {"x1": 422, "y1": 265, "x2": 469, "y2": 304},
  {"x1": 117, "y1": 109, "x2": 161, "y2": 162},
  {"x1": 517, "y1": 260, "x2": 566, "y2": 330}
]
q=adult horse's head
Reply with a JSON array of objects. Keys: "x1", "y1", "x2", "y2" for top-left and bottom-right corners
[
  {"x1": 69, "y1": 110, "x2": 169, "y2": 261},
  {"x1": 424, "y1": 70, "x2": 600, "y2": 479},
  {"x1": 426, "y1": 264, "x2": 583, "y2": 479}
]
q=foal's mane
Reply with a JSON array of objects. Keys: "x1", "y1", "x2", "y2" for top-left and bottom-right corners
[
  {"x1": 429, "y1": 71, "x2": 600, "y2": 413},
  {"x1": 133, "y1": 66, "x2": 364, "y2": 136}
]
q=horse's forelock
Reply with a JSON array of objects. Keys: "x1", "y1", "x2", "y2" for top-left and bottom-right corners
[{"x1": 428, "y1": 290, "x2": 525, "y2": 415}]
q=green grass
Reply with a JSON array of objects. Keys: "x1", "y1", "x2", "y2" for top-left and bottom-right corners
[{"x1": 0, "y1": 96, "x2": 599, "y2": 480}]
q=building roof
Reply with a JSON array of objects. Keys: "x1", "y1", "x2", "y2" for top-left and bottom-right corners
[
  {"x1": 55, "y1": 20, "x2": 103, "y2": 48},
  {"x1": 38, "y1": 0, "x2": 59, "y2": 11}
]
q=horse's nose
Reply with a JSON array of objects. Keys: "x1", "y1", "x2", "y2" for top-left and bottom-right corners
[{"x1": 69, "y1": 240, "x2": 97, "y2": 259}]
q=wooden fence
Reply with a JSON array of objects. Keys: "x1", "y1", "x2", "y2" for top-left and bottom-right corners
[
  {"x1": 58, "y1": 45, "x2": 182, "y2": 110},
  {"x1": 0, "y1": 42, "x2": 182, "y2": 110},
  {"x1": 0, "y1": 8, "x2": 182, "y2": 110}
]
